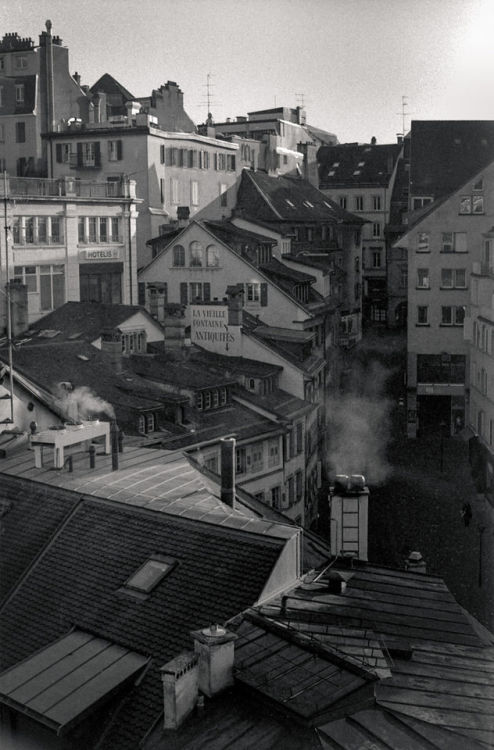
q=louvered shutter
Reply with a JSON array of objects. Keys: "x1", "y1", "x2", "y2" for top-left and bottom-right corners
[
  {"x1": 56, "y1": 144, "x2": 63, "y2": 163},
  {"x1": 204, "y1": 283, "x2": 211, "y2": 302},
  {"x1": 260, "y1": 283, "x2": 268, "y2": 306},
  {"x1": 180, "y1": 282, "x2": 188, "y2": 305}
]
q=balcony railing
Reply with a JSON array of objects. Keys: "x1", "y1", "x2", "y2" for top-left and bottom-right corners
[{"x1": 0, "y1": 175, "x2": 136, "y2": 200}]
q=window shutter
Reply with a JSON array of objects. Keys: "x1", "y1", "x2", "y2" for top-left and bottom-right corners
[
  {"x1": 260, "y1": 282, "x2": 268, "y2": 306},
  {"x1": 76, "y1": 142, "x2": 83, "y2": 167},
  {"x1": 214, "y1": 153, "x2": 218, "y2": 171},
  {"x1": 192, "y1": 150, "x2": 198, "y2": 168},
  {"x1": 56, "y1": 144, "x2": 63, "y2": 163},
  {"x1": 94, "y1": 142, "x2": 101, "y2": 167},
  {"x1": 117, "y1": 139, "x2": 123, "y2": 160},
  {"x1": 138, "y1": 282, "x2": 146, "y2": 306},
  {"x1": 160, "y1": 144, "x2": 165, "y2": 164},
  {"x1": 180, "y1": 282, "x2": 188, "y2": 305},
  {"x1": 204, "y1": 283, "x2": 211, "y2": 302}
]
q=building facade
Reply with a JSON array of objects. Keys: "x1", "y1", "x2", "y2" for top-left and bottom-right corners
[{"x1": 0, "y1": 175, "x2": 138, "y2": 330}]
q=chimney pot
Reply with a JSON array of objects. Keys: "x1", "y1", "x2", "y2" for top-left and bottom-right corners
[
  {"x1": 405, "y1": 550, "x2": 427, "y2": 574},
  {"x1": 190, "y1": 625, "x2": 237, "y2": 698}
]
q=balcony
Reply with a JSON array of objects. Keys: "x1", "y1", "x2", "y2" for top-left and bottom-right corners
[{"x1": 0, "y1": 176, "x2": 136, "y2": 200}]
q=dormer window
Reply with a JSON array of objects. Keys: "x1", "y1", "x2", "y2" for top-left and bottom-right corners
[
  {"x1": 125, "y1": 555, "x2": 177, "y2": 593},
  {"x1": 15, "y1": 84, "x2": 24, "y2": 104},
  {"x1": 196, "y1": 387, "x2": 228, "y2": 411}
]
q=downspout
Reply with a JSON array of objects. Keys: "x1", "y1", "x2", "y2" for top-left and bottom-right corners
[{"x1": 128, "y1": 203, "x2": 133, "y2": 304}]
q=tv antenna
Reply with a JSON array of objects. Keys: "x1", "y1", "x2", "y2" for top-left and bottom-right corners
[
  {"x1": 295, "y1": 92, "x2": 306, "y2": 108},
  {"x1": 198, "y1": 73, "x2": 219, "y2": 121},
  {"x1": 397, "y1": 96, "x2": 412, "y2": 136}
]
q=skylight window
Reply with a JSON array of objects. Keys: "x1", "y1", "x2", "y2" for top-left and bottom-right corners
[
  {"x1": 332, "y1": 162, "x2": 340, "y2": 167},
  {"x1": 353, "y1": 170, "x2": 361, "y2": 175},
  {"x1": 323, "y1": 201, "x2": 333, "y2": 209},
  {"x1": 125, "y1": 555, "x2": 176, "y2": 593},
  {"x1": 358, "y1": 161, "x2": 365, "y2": 167},
  {"x1": 285, "y1": 199, "x2": 295, "y2": 208},
  {"x1": 328, "y1": 170, "x2": 335, "y2": 176},
  {"x1": 68, "y1": 332, "x2": 83, "y2": 340},
  {"x1": 303, "y1": 200, "x2": 314, "y2": 208},
  {"x1": 77, "y1": 354, "x2": 89, "y2": 361},
  {"x1": 38, "y1": 329, "x2": 61, "y2": 339}
]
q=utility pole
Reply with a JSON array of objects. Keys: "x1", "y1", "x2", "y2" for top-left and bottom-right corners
[{"x1": 2, "y1": 171, "x2": 14, "y2": 424}]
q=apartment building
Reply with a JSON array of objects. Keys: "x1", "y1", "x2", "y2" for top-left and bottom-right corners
[
  {"x1": 0, "y1": 23, "x2": 89, "y2": 177},
  {"x1": 318, "y1": 140, "x2": 403, "y2": 325},
  {"x1": 0, "y1": 175, "x2": 138, "y2": 330},
  {"x1": 395, "y1": 160, "x2": 494, "y2": 438}
]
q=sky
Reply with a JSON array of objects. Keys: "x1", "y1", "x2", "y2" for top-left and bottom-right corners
[{"x1": 2, "y1": 0, "x2": 494, "y2": 144}]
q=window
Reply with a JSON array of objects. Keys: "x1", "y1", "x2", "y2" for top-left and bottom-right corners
[
  {"x1": 15, "y1": 121, "x2": 25, "y2": 143},
  {"x1": 417, "y1": 232, "x2": 429, "y2": 252},
  {"x1": 55, "y1": 143, "x2": 72, "y2": 163},
  {"x1": 373, "y1": 195, "x2": 381, "y2": 210},
  {"x1": 246, "y1": 282, "x2": 260, "y2": 302},
  {"x1": 219, "y1": 183, "x2": 228, "y2": 207},
  {"x1": 88, "y1": 217, "x2": 97, "y2": 243},
  {"x1": 40, "y1": 265, "x2": 65, "y2": 311},
  {"x1": 0, "y1": 123, "x2": 4, "y2": 141},
  {"x1": 125, "y1": 556, "x2": 176, "y2": 593},
  {"x1": 417, "y1": 305, "x2": 428, "y2": 325},
  {"x1": 355, "y1": 196, "x2": 364, "y2": 211},
  {"x1": 339, "y1": 196, "x2": 347, "y2": 209},
  {"x1": 173, "y1": 245, "x2": 185, "y2": 266},
  {"x1": 160, "y1": 144, "x2": 165, "y2": 164},
  {"x1": 355, "y1": 257, "x2": 360, "y2": 272},
  {"x1": 111, "y1": 217, "x2": 120, "y2": 242},
  {"x1": 82, "y1": 142, "x2": 98, "y2": 167},
  {"x1": 14, "y1": 265, "x2": 37, "y2": 292},
  {"x1": 206, "y1": 244, "x2": 219, "y2": 267},
  {"x1": 412, "y1": 196, "x2": 433, "y2": 210},
  {"x1": 99, "y1": 217, "x2": 108, "y2": 243},
  {"x1": 287, "y1": 476, "x2": 295, "y2": 505},
  {"x1": 189, "y1": 282, "x2": 210, "y2": 302},
  {"x1": 268, "y1": 438, "x2": 279, "y2": 467},
  {"x1": 441, "y1": 306, "x2": 465, "y2": 326},
  {"x1": 296, "y1": 422, "x2": 303, "y2": 454},
  {"x1": 189, "y1": 241, "x2": 203, "y2": 266},
  {"x1": 372, "y1": 250, "x2": 382, "y2": 268},
  {"x1": 80, "y1": 268, "x2": 122, "y2": 304},
  {"x1": 236, "y1": 447, "x2": 246, "y2": 474},
  {"x1": 372, "y1": 222, "x2": 381, "y2": 237},
  {"x1": 15, "y1": 56, "x2": 27, "y2": 69},
  {"x1": 417, "y1": 268, "x2": 430, "y2": 288},
  {"x1": 191, "y1": 180, "x2": 199, "y2": 206},
  {"x1": 271, "y1": 486, "x2": 281, "y2": 509},
  {"x1": 108, "y1": 140, "x2": 123, "y2": 161},
  {"x1": 441, "y1": 268, "x2": 466, "y2": 288},
  {"x1": 15, "y1": 84, "x2": 24, "y2": 104},
  {"x1": 171, "y1": 178, "x2": 179, "y2": 204},
  {"x1": 295, "y1": 470, "x2": 303, "y2": 500},
  {"x1": 441, "y1": 232, "x2": 467, "y2": 253},
  {"x1": 460, "y1": 194, "x2": 485, "y2": 214},
  {"x1": 122, "y1": 330, "x2": 146, "y2": 354}
]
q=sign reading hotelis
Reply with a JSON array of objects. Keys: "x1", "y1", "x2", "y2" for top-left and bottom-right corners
[
  {"x1": 79, "y1": 248, "x2": 122, "y2": 261},
  {"x1": 191, "y1": 305, "x2": 236, "y2": 345}
]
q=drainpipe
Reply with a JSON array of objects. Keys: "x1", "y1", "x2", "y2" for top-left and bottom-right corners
[{"x1": 45, "y1": 20, "x2": 55, "y2": 133}]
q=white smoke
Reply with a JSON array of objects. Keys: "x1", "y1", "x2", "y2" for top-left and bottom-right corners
[
  {"x1": 326, "y1": 359, "x2": 393, "y2": 485},
  {"x1": 54, "y1": 385, "x2": 115, "y2": 422}
]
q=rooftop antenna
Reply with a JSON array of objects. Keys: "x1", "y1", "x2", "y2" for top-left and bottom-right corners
[
  {"x1": 197, "y1": 73, "x2": 220, "y2": 122},
  {"x1": 295, "y1": 92, "x2": 305, "y2": 108},
  {"x1": 396, "y1": 95, "x2": 412, "y2": 137},
  {"x1": 1, "y1": 171, "x2": 14, "y2": 425}
]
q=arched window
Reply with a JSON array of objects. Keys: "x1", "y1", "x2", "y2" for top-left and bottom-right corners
[
  {"x1": 206, "y1": 245, "x2": 220, "y2": 267},
  {"x1": 173, "y1": 245, "x2": 185, "y2": 267},
  {"x1": 190, "y1": 241, "x2": 203, "y2": 267}
]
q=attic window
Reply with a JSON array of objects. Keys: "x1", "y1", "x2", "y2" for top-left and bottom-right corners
[
  {"x1": 125, "y1": 555, "x2": 177, "y2": 593},
  {"x1": 285, "y1": 199, "x2": 295, "y2": 208}
]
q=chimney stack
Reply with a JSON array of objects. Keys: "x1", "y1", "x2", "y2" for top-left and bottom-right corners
[
  {"x1": 160, "y1": 652, "x2": 199, "y2": 729},
  {"x1": 177, "y1": 206, "x2": 190, "y2": 227},
  {"x1": 164, "y1": 305, "x2": 186, "y2": 354},
  {"x1": 405, "y1": 550, "x2": 427, "y2": 574},
  {"x1": 191, "y1": 625, "x2": 237, "y2": 698},
  {"x1": 100, "y1": 328, "x2": 123, "y2": 374},
  {"x1": 226, "y1": 284, "x2": 244, "y2": 327},
  {"x1": 220, "y1": 437, "x2": 235, "y2": 508},
  {"x1": 7, "y1": 281, "x2": 28, "y2": 337},
  {"x1": 329, "y1": 474, "x2": 369, "y2": 561},
  {"x1": 73, "y1": 71, "x2": 81, "y2": 86}
]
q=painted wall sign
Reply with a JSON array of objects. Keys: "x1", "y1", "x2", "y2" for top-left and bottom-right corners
[{"x1": 190, "y1": 305, "x2": 236, "y2": 345}]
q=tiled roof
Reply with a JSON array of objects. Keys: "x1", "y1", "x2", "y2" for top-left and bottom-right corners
[
  {"x1": 23, "y1": 301, "x2": 159, "y2": 344},
  {"x1": 410, "y1": 120, "x2": 494, "y2": 199},
  {"x1": 0, "y1": 478, "x2": 289, "y2": 749},
  {"x1": 235, "y1": 387, "x2": 314, "y2": 421},
  {"x1": 248, "y1": 328, "x2": 325, "y2": 374},
  {"x1": 282, "y1": 254, "x2": 333, "y2": 272},
  {"x1": 188, "y1": 347, "x2": 283, "y2": 378},
  {"x1": 0, "y1": 476, "x2": 79, "y2": 602},
  {"x1": 237, "y1": 170, "x2": 364, "y2": 224},
  {"x1": 130, "y1": 351, "x2": 236, "y2": 389},
  {"x1": 260, "y1": 258, "x2": 316, "y2": 284},
  {"x1": 318, "y1": 143, "x2": 401, "y2": 188}
]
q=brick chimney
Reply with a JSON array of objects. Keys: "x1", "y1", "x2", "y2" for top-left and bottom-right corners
[
  {"x1": 163, "y1": 305, "x2": 186, "y2": 354},
  {"x1": 160, "y1": 651, "x2": 199, "y2": 729},
  {"x1": 177, "y1": 206, "x2": 190, "y2": 228},
  {"x1": 100, "y1": 328, "x2": 123, "y2": 374},
  {"x1": 190, "y1": 625, "x2": 237, "y2": 698}
]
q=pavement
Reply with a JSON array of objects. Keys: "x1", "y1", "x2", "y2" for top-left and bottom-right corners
[{"x1": 328, "y1": 326, "x2": 494, "y2": 632}]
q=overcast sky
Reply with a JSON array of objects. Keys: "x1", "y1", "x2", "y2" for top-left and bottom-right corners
[{"x1": 2, "y1": 0, "x2": 494, "y2": 144}]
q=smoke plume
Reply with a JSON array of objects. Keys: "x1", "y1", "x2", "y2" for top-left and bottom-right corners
[
  {"x1": 54, "y1": 385, "x2": 115, "y2": 422},
  {"x1": 326, "y1": 359, "x2": 393, "y2": 485}
]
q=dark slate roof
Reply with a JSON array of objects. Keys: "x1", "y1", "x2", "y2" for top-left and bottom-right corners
[
  {"x1": 90, "y1": 72, "x2": 135, "y2": 101},
  {"x1": 237, "y1": 170, "x2": 364, "y2": 224},
  {"x1": 23, "y1": 301, "x2": 159, "y2": 343},
  {"x1": 0, "y1": 341, "x2": 168, "y2": 426},
  {"x1": 282, "y1": 253, "x2": 333, "y2": 272},
  {"x1": 203, "y1": 220, "x2": 277, "y2": 246},
  {"x1": 0, "y1": 476, "x2": 79, "y2": 603},
  {"x1": 248, "y1": 328, "x2": 324, "y2": 375},
  {"x1": 318, "y1": 143, "x2": 401, "y2": 188},
  {"x1": 130, "y1": 351, "x2": 236, "y2": 389},
  {"x1": 0, "y1": 484, "x2": 287, "y2": 749},
  {"x1": 260, "y1": 258, "x2": 316, "y2": 285},
  {"x1": 187, "y1": 347, "x2": 283, "y2": 379},
  {"x1": 0, "y1": 75, "x2": 36, "y2": 114},
  {"x1": 409, "y1": 120, "x2": 494, "y2": 199},
  {"x1": 235, "y1": 387, "x2": 314, "y2": 421}
]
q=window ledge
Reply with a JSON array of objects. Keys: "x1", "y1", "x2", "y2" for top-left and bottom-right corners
[
  {"x1": 439, "y1": 324, "x2": 464, "y2": 327},
  {"x1": 416, "y1": 286, "x2": 430, "y2": 290},
  {"x1": 415, "y1": 323, "x2": 430, "y2": 327}
]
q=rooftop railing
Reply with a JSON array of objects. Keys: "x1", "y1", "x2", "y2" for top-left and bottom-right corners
[{"x1": 0, "y1": 175, "x2": 136, "y2": 200}]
